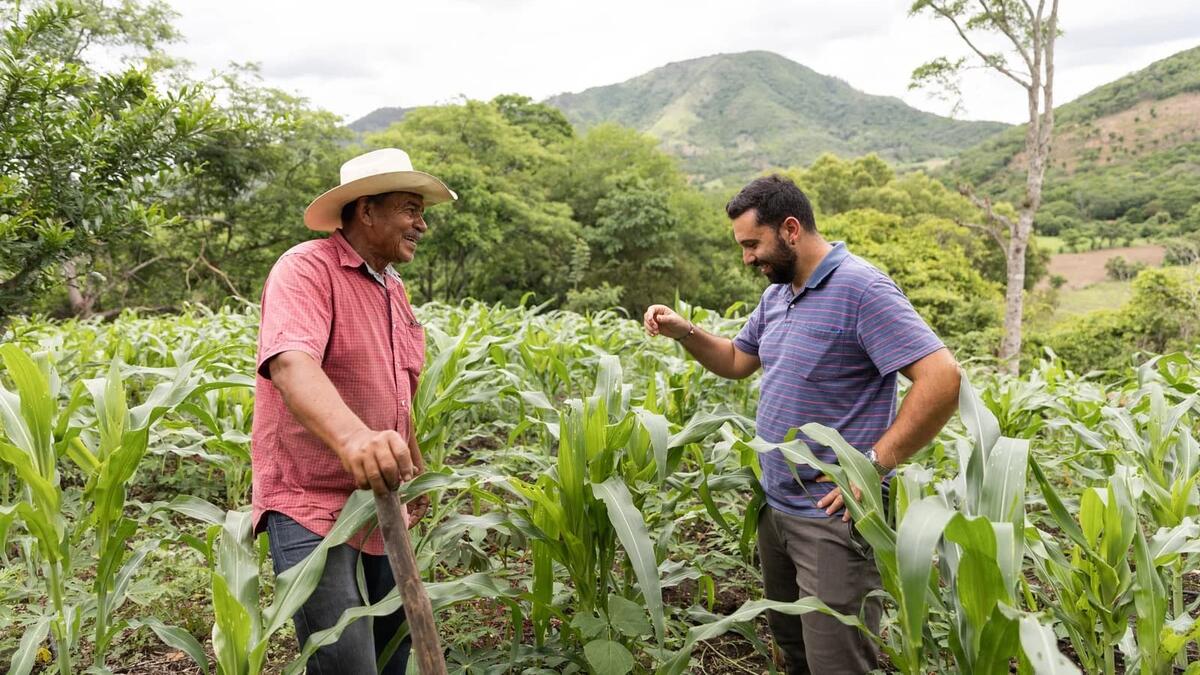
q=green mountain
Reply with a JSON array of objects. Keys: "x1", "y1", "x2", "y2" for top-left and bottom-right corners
[
  {"x1": 946, "y1": 44, "x2": 1200, "y2": 244},
  {"x1": 347, "y1": 106, "x2": 412, "y2": 134},
  {"x1": 544, "y1": 50, "x2": 1009, "y2": 185}
]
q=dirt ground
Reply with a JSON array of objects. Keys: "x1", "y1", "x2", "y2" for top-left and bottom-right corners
[{"x1": 1046, "y1": 244, "x2": 1165, "y2": 290}]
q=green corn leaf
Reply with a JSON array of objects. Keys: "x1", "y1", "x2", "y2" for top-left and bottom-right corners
[
  {"x1": 263, "y1": 490, "x2": 377, "y2": 636},
  {"x1": 979, "y1": 437, "x2": 1029, "y2": 524},
  {"x1": 1018, "y1": 616, "x2": 1081, "y2": 674},
  {"x1": 131, "y1": 618, "x2": 210, "y2": 675},
  {"x1": 0, "y1": 344, "x2": 55, "y2": 474},
  {"x1": 167, "y1": 495, "x2": 228, "y2": 527},
  {"x1": 7, "y1": 615, "x2": 52, "y2": 675},
  {"x1": 1132, "y1": 522, "x2": 1168, "y2": 674},
  {"x1": 212, "y1": 572, "x2": 252, "y2": 675},
  {"x1": 667, "y1": 409, "x2": 749, "y2": 449},
  {"x1": 592, "y1": 476, "x2": 664, "y2": 648},
  {"x1": 1029, "y1": 461, "x2": 1089, "y2": 549},
  {"x1": 896, "y1": 498, "x2": 956, "y2": 662},
  {"x1": 799, "y1": 423, "x2": 887, "y2": 517},
  {"x1": 657, "y1": 597, "x2": 873, "y2": 675},
  {"x1": 632, "y1": 407, "x2": 669, "y2": 483}
]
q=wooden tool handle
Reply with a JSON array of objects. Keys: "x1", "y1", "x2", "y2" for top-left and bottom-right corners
[{"x1": 374, "y1": 491, "x2": 447, "y2": 675}]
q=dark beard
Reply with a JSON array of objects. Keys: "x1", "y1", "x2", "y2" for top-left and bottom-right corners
[{"x1": 761, "y1": 236, "x2": 797, "y2": 284}]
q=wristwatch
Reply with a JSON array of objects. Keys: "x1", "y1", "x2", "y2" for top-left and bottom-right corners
[{"x1": 865, "y1": 449, "x2": 891, "y2": 478}]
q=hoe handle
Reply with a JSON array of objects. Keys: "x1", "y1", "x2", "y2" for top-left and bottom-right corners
[{"x1": 374, "y1": 491, "x2": 447, "y2": 675}]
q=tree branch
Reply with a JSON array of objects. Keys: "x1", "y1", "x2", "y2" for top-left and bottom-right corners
[
  {"x1": 976, "y1": 0, "x2": 1035, "y2": 74},
  {"x1": 198, "y1": 251, "x2": 246, "y2": 303},
  {"x1": 928, "y1": 2, "x2": 1032, "y2": 89},
  {"x1": 958, "y1": 183, "x2": 1016, "y2": 242},
  {"x1": 959, "y1": 219, "x2": 1008, "y2": 252},
  {"x1": 122, "y1": 255, "x2": 165, "y2": 280}
]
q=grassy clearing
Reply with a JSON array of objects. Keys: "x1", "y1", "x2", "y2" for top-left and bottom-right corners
[{"x1": 1051, "y1": 278, "x2": 1135, "y2": 321}]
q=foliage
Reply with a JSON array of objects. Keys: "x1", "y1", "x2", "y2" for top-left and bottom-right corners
[
  {"x1": 945, "y1": 47, "x2": 1200, "y2": 252},
  {"x1": 781, "y1": 153, "x2": 1050, "y2": 292},
  {"x1": 821, "y1": 208, "x2": 1003, "y2": 337},
  {"x1": 0, "y1": 0, "x2": 220, "y2": 323},
  {"x1": 99, "y1": 66, "x2": 353, "y2": 311},
  {"x1": 1034, "y1": 267, "x2": 1200, "y2": 373},
  {"x1": 4, "y1": 301, "x2": 1200, "y2": 673},
  {"x1": 1104, "y1": 256, "x2": 1146, "y2": 281}
]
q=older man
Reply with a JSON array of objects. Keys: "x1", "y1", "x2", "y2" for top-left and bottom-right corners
[
  {"x1": 251, "y1": 148, "x2": 455, "y2": 673},
  {"x1": 644, "y1": 174, "x2": 960, "y2": 674}
]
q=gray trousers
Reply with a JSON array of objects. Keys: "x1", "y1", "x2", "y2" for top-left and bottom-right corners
[
  {"x1": 758, "y1": 506, "x2": 882, "y2": 675},
  {"x1": 266, "y1": 511, "x2": 412, "y2": 675}
]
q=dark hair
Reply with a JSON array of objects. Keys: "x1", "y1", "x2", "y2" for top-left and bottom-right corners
[
  {"x1": 725, "y1": 174, "x2": 816, "y2": 233},
  {"x1": 340, "y1": 193, "x2": 391, "y2": 227}
]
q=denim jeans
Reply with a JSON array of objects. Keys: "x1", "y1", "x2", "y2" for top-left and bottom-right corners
[{"x1": 265, "y1": 511, "x2": 412, "y2": 674}]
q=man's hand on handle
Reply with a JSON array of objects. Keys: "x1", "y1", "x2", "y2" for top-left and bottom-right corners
[
  {"x1": 335, "y1": 428, "x2": 429, "y2": 527},
  {"x1": 336, "y1": 428, "x2": 417, "y2": 495}
]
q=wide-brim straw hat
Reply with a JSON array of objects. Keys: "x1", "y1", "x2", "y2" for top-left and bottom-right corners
[{"x1": 303, "y1": 148, "x2": 457, "y2": 232}]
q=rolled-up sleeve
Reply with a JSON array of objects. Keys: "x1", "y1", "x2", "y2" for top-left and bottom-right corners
[{"x1": 257, "y1": 253, "x2": 333, "y2": 379}]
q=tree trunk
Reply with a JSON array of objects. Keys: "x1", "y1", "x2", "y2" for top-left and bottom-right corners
[
  {"x1": 996, "y1": 0, "x2": 1056, "y2": 375},
  {"x1": 999, "y1": 210, "x2": 1034, "y2": 374},
  {"x1": 63, "y1": 258, "x2": 96, "y2": 319}
]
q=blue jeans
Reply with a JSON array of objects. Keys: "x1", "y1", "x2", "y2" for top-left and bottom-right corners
[{"x1": 265, "y1": 511, "x2": 412, "y2": 674}]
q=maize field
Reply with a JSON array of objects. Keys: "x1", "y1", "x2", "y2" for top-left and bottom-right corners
[{"x1": 0, "y1": 300, "x2": 1198, "y2": 674}]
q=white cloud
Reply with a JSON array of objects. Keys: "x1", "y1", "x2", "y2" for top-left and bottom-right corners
[{"x1": 165, "y1": 0, "x2": 1200, "y2": 125}]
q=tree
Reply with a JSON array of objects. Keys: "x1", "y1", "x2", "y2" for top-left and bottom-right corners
[
  {"x1": 366, "y1": 100, "x2": 580, "y2": 306},
  {"x1": 108, "y1": 67, "x2": 352, "y2": 310},
  {"x1": 491, "y1": 93, "x2": 574, "y2": 146},
  {"x1": 910, "y1": 0, "x2": 1061, "y2": 373},
  {"x1": 0, "y1": 1, "x2": 218, "y2": 323}
]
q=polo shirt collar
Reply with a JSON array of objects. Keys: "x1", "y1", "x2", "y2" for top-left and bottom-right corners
[{"x1": 803, "y1": 241, "x2": 849, "y2": 290}]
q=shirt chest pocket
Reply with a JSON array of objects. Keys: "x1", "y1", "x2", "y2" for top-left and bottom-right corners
[
  {"x1": 792, "y1": 325, "x2": 861, "y2": 382},
  {"x1": 394, "y1": 321, "x2": 426, "y2": 373}
]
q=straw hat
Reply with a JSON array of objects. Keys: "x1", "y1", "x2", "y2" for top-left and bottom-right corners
[{"x1": 303, "y1": 148, "x2": 457, "y2": 232}]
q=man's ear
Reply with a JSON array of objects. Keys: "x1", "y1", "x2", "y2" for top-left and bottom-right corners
[
  {"x1": 356, "y1": 196, "x2": 372, "y2": 227},
  {"x1": 782, "y1": 216, "x2": 802, "y2": 244}
]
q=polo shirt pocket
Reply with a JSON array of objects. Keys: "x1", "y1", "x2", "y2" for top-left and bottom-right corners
[{"x1": 794, "y1": 325, "x2": 857, "y2": 382}]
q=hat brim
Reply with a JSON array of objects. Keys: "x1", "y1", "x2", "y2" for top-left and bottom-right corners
[{"x1": 303, "y1": 171, "x2": 457, "y2": 232}]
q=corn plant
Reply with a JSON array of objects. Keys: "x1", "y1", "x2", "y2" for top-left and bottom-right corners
[
  {"x1": 503, "y1": 354, "x2": 746, "y2": 671},
  {"x1": 0, "y1": 343, "x2": 229, "y2": 673},
  {"x1": 681, "y1": 374, "x2": 1079, "y2": 675}
]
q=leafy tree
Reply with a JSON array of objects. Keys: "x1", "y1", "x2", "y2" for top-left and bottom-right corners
[
  {"x1": 0, "y1": 0, "x2": 218, "y2": 322},
  {"x1": 366, "y1": 100, "x2": 579, "y2": 306},
  {"x1": 492, "y1": 93, "x2": 574, "y2": 146},
  {"x1": 781, "y1": 154, "x2": 1048, "y2": 292},
  {"x1": 101, "y1": 67, "x2": 352, "y2": 311},
  {"x1": 1038, "y1": 267, "x2": 1200, "y2": 372}
]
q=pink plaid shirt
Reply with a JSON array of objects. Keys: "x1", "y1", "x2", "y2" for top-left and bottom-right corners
[{"x1": 251, "y1": 231, "x2": 424, "y2": 554}]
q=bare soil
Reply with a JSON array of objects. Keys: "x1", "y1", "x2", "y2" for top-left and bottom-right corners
[{"x1": 1047, "y1": 245, "x2": 1165, "y2": 290}]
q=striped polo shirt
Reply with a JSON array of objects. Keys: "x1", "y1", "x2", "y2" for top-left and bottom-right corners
[{"x1": 733, "y1": 241, "x2": 944, "y2": 518}]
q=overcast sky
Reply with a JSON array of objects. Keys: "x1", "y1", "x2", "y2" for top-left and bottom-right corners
[{"x1": 166, "y1": 0, "x2": 1200, "y2": 126}]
